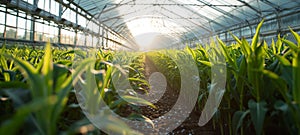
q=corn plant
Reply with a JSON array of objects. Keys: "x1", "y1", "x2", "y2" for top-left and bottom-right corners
[
  {"x1": 141, "y1": 22, "x2": 300, "y2": 135},
  {"x1": 0, "y1": 42, "x2": 94, "y2": 135}
]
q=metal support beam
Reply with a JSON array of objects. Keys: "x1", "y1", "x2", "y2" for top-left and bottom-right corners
[
  {"x1": 99, "y1": 5, "x2": 153, "y2": 23},
  {"x1": 260, "y1": 0, "x2": 281, "y2": 12},
  {"x1": 61, "y1": 0, "x2": 137, "y2": 48},
  {"x1": 196, "y1": 0, "x2": 244, "y2": 22},
  {"x1": 160, "y1": 6, "x2": 212, "y2": 32},
  {"x1": 236, "y1": 0, "x2": 262, "y2": 16},
  {"x1": 169, "y1": 0, "x2": 227, "y2": 28},
  {"x1": 106, "y1": 3, "x2": 243, "y2": 7},
  {"x1": 101, "y1": 0, "x2": 130, "y2": 14}
]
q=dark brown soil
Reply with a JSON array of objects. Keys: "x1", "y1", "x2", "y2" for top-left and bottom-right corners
[{"x1": 137, "y1": 55, "x2": 216, "y2": 135}]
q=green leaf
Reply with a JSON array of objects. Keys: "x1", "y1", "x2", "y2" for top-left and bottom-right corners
[
  {"x1": 199, "y1": 60, "x2": 212, "y2": 67},
  {"x1": 230, "y1": 32, "x2": 242, "y2": 45},
  {"x1": 282, "y1": 39, "x2": 300, "y2": 52},
  {"x1": 241, "y1": 38, "x2": 251, "y2": 57},
  {"x1": 251, "y1": 20, "x2": 264, "y2": 50},
  {"x1": 42, "y1": 42, "x2": 53, "y2": 96},
  {"x1": 53, "y1": 64, "x2": 70, "y2": 93},
  {"x1": 6, "y1": 54, "x2": 44, "y2": 98},
  {"x1": 271, "y1": 39, "x2": 276, "y2": 54},
  {"x1": 218, "y1": 37, "x2": 237, "y2": 70},
  {"x1": 96, "y1": 110, "x2": 141, "y2": 135},
  {"x1": 262, "y1": 69, "x2": 279, "y2": 79},
  {"x1": 232, "y1": 110, "x2": 250, "y2": 135},
  {"x1": 120, "y1": 95, "x2": 156, "y2": 109},
  {"x1": 52, "y1": 58, "x2": 95, "y2": 125},
  {"x1": 275, "y1": 55, "x2": 291, "y2": 66},
  {"x1": 293, "y1": 52, "x2": 300, "y2": 105},
  {"x1": 276, "y1": 34, "x2": 283, "y2": 54},
  {"x1": 128, "y1": 114, "x2": 154, "y2": 128},
  {"x1": 128, "y1": 77, "x2": 150, "y2": 87},
  {"x1": 71, "y1": 58, "x2": 96, "y2": 85},
  {"x1": 61, "y1": 50, "x2": 75, "y2": 56},
  {"x1": 289, "y1": 27, "x2": 300, "y2": 46},
  {"x1": 262, "y1": 69, "x2": 289, "y2": 102},
  {"x1": 248, "y1": 99, "x2": 268, "y2": 135},
  {"x1": 0, "y1": 96, "x2": 58, "y2": 135},
  {"x1": 185, "y1": 46, "x2": 196, "y2": 60},
  {"x1": 0, "y1": 55, "x2": 10, "y2": 81}
]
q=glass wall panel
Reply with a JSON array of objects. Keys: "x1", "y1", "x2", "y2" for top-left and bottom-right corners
[
  {"x1": 38, "y1": 0, "x2": 45, "y2": 10},
  {"x1": 76, "y1": 32, "x2": 85, "y2": 45},
  {"x1": 0, "y1": 0, "x2": 123, "y2": 47},
  {"x1": 0, "y1": 5, "x2": 5, "y2": 12},
  {"x1": 44, "y1": 0, "x2": 50, "y2": 12},
  {"x1": 241, "y1": 27, "x2": 251, "y2": 36},
  {"x1": 93, "y1": 36, "x2": 98, "y2": 47},
  {"x1": 35, "y1": 32, "x2": 43, "y2": 41},
  {"x1": 62, "y1": 9, "x2": 71, "y2": 21},
  {"x1": 6, "y1": 14, "x2": 16, "y2": 27},
  {"x1": 70, "y1": 10, "x2": 76, "y2": 23},
  {"x1": 25, "y1": 30, "x2": 31, "y2": 40},
  {"x1": 35, "y1": 22, "x2": 44, "y2": 33},
  {"x1": 6, "y1": 27, "x2": 16, "y2": 38},
  {"x1": 26, "y1": 18, "x2": 32, "y2": 30},
  {"x1": 26, "y1": 0, "x2": 34, "y2": 4},
  {"x1": 43, "y1": 23, "x2": 49, "y2": 35},
  {"x1": 0, "y1": 9, "x2": 5, "y2": 25},
  {"x1": 0, "y1": 24, "x2": 4, "y2": 37},
  {"x1": 17, "y1": 29, "x2": 26, "y2": 39},
  {"x1": 18, "y1": 17, "x2": 26, "y2": 29},
  {"x1": 61, "y1": 29, "x2": 75, "y2": 44},
  {"x1": 49, "y1": 0, "x2": 59, "y2": 16},
  {"x1": 86, "y1": 34, "x2": 93, "y2": 46},
  {"x1": 78, "y1": 15, "x2": 86, "y2": 27}
]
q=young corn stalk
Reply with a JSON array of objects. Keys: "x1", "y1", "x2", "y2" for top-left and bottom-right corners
[
  {"x1": 281, "y1": 29, "x2": 300, "y2": 131},
  {"x1": 0, "y1": 42, "x2": 94, "y2": 135}
]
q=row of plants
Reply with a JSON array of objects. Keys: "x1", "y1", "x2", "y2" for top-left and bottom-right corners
[
  {"x1": 147, "y1": 20, "x2": 300, "y2": 135},
  {"x1": 0, "y1": 43, "x2": 153, "y2": 134},
  {"x1": 1, "y1": 20, "x2": 299, "y2": 134}
]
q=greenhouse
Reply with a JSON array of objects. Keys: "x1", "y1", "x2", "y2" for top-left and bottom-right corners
[{"x1": 0, "y1": 0, "x2": 300, "y2": 134}]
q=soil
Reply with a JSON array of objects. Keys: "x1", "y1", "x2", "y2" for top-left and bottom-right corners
[{"x1": 135, "y1": 55, "x2": 216, "y2": 135}]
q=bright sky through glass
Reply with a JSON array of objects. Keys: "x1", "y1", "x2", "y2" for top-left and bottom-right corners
[
  {"x1": 126, "y1": 17, "x2": 184, "y2": 49},
  {"x1": 112, "y1": 0, "x2": 233, "y2": 49}
]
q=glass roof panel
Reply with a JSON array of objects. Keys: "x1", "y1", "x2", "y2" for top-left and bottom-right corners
[{"x1": 72, "y1": 0, "x2": 300, "y2": 46}]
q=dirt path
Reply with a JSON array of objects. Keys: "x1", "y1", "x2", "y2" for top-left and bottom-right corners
[{"x1": 138, "y1": 55, "x2": 215, "y2": 135}]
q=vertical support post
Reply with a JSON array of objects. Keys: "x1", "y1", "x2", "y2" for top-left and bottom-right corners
[
  {"x1": 30, "y1": 0, "x2": 39, "y2": 41},
  {"x1": 24, "y1": 13, "x2": 27, "y2": 40},
  {"x1": 58, "y1": 2, "x2": 63, "y2": 44},
  {"x1": 101, "y1": 26, "x2": 104, "y2": 49},
  {"x1": 30, "y1": 17, "x2": 35, "y2": 41},
  {"x1": 225, "y1": 32, "x2": 228, "y2": 43},
  {"x1": 276, "y1": 13, "x2": 282, "y2": 36},
  {"x1": 106, "y1": 30, "x2": 108, "y2": 48},
  {"x1": 15, "y1": 6, "x2": 18, "y2": 39},
  {"x1": 74, "y1": 6, "x2": 78, "y2": 46},
  {"x1": 3, "y1": 6, "x2": 7, "y2": 38},
  {"x1": 97, "y1": 24, "x2": 101, "y2": 48},
  {"x1": 246, "y1": 20, "x2": 253, "y2": 37}
]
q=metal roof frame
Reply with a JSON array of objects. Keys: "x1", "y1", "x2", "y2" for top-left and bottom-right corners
[{"x1": 64, "y1": 0, "x2": 300, "y2": 46}]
